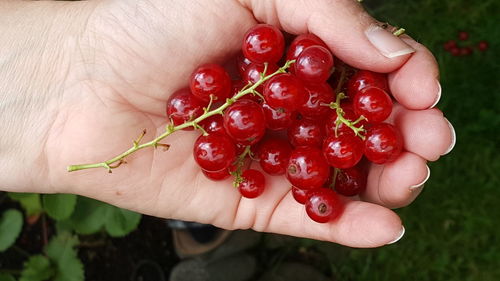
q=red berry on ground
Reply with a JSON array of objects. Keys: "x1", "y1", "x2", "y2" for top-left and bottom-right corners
[
  {"x1": 263, "y1": 73, "x2": 307, "y2": 112},
  {"x1": 238, "y1": 169, "x2": 266, "y2": 198},
  {"x1": 346, "y1": 70, "x2": 390, "y2": 98},
  {"x1": 334, "y1": 167, "x2": 367, "y2": 196},
  {"x1": 223, "y1": 99, "x2": 266, "y2": 145},
  {"x1": 193, "y1": 134, "x2": 236, "y2": 172},
  {"x1": 460, "y1": 47, "x2": 473, "y2": 56},
  {"x1": 258, "y1": 138, "x2": 292, "y2": 175},
  {"x1": 458, "y1": 31, "x2": 469, "y2": 41},
  {"x1": 299, "y1": 83, "x2": 335, "y2": 120},
  {"x1": 288, "y1": 118, "x2": 325, "y2": 148},
  {"x1": 352, "y1": 86, "x2": 393, "y2": 123},
  {"x1": 477, "y1": 40, "x2": 489, "y2": 52},
  {"x1": 305, "y1": 188, "x2": 343, "y2": 223},
  {"x1": 287, "y1": 147, "x2": 330, "y2": 190},
  {"x1": 190, "y1": 63, "x2": 231, "y2": 102},
  {"x1": 364, "y1": 123, "x2": 403, "y2": 164},
  {"x1": 450, "y1": 47, "x2": 461, "y2": 56},
  {"x1": 243, "y1": 63, "x2": 279, "y2": 94},
  {"x1": 262, "y1": 103, "x2": 297, "y2": 131},
  {"x1": 294, "y1": 45, "x2": 334, "y2": 84},
  {"x1": 286, "y1": 33, "x2": 328, "y2": 61},
  {"x1": 242, "y1": 24, "x2": 285, "y2": 64},
  {"x1": 166, "y1": 88, "x2": 207, "y2": 130},
  {"x1": 292, "y1": 186, "x2": 310, "y2": 204},
  {"x1": 202, "y1": 169, "x2": 231, "y2": 181},
  {"x1": 443, "y1": 40, "x2": 457, "y2": 51},
  {"x1": 323, "y1": 134, "x2": 364, "y2": 169}
]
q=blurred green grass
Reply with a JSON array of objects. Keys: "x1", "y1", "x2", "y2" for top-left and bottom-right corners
[{"x1": 268, "y1": 0, "x2": 500, "y2": 280}]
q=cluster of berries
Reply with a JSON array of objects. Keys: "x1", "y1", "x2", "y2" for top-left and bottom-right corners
[
  {"x1": 166, "y1": 24, "x2": 403, "y2": 223},
  {"x1": 443, "y1": 31, "x2": 488, "y2": 56}
]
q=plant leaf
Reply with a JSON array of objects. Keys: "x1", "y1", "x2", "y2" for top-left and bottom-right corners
[
  {"x1": 104, "y1": 205, "x2": 141, "y2": 237},
  {"x1": 45, "y1": 232, "x2": 84, "y2": 281},
  {"x1": 42, "y1": 194, "x2": 77, "y2": 221},
  {"x1": 0, "y1": 273, "x2": 16, "y2": 281},
  {"x1": 65, "y1": 196, "x2": 107, "y2": 235},
  {"x1": 19, "y1": 255, "x2": 54, "y2": 281},
  {"x1": 7, "y1": 193, "x2": 42, "y2": 216},
  {"x1": 0, "y1": 209, "x2": 23, "y2": 252}
]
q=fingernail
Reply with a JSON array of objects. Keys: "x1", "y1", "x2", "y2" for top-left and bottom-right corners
[
  {"x1": 365, "y1": 25, "x2": 415, "y2": 58},
  {"x1": 429, "y1": 80, "x2": 442, "y2": 108},
  {"x1": 442, "y1": 118, "x2": 456, "y2": 155},
  {"x1": 409, "y1": 165, "x2": 430, "y2": 191},
  {"x1": 387, "y1": 226, "x2": 405, "y2": 245}
]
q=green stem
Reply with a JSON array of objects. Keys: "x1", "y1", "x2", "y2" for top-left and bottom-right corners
[
  {"x1": 231, "y1": 145, "x2": 253, "y2": 187},
  {"x1": 67, "y1": 60, "x2": 295, "y2": 173},
  {"x1": 330, "y1": 168, "x2": 340, "y2": 189},
  {"x1": 328, "y1": 93, "x2": 366, "y2": 140},
  {"x1": 393, "y1": 28, "x2": 406, "y2": 37}
]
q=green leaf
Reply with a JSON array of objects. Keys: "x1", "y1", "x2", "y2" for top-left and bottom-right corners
[
  {"x1": 42, "y1": 194, "x2": 77, "y2": 221},
  {"x1": 0, "y1": 209, "x2": 23, "y2": 252},
  {"x1": 19, "y1": 255, "x2": 54, "y2": 281},
  {"x1": 8, "y1": 193, "x2": 42, "y2": 216},
  {"x1": 0, "y1": 273, "x2": 16, "y2": 281},
  {"x1": 45, "y1": 232, "x2": 84, "y2": 281},
  {"x1": 65, "y1": 197, "x2": 107, "y2": 235},
  {"x1": 104, "y1": 206, "x2": 141, "y2": 237}
]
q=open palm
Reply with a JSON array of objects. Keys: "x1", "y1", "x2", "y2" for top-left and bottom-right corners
[{"x1": 39, "y1": 0, "x2": 454, "y2": 247}]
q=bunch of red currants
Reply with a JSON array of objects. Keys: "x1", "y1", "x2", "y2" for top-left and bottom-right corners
[{"x1": 166, "y1": 24, "x2": 403, "y2": 223}]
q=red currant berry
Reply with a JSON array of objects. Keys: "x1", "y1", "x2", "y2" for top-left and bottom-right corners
[
  {"x1": 292, "y1": 186, "x2": 310, "y2": 204},
  {"x1": 190, "y1": 64, "x2": 231, "y2": 102},
  {"x1": 477, "y1": 40, "x2": 489, "y2": 52},
  {"x1": 288, "y1": 119, "x2": 325, "y2": 148},
  {"x1": 263, "y1": 73, "x2": 307, "y2": 112},
  {"x1": 305, "y1": 188, "x2": 343, "y2": 223},
  {"x1": 242, "y1": 24, "x2": 285, "y2": 64},
  {"x1": 294, "y1": 45, "x2": 334, "y2": 84},
  {"x1": 325, "y1": 105, "x2": 367, "y2": 137},
  {"x1": 202, "y1": 169, "x2": 230, "y2": 181},
  {"x1": 223, "y1": 99, "x2": 266, "y2": 145},
  {"x1": 299, "y1": 83, "x2": 335, "y2": 120},
  {"x1": 258, "y1": 138, "x2": 292, "y2": 175},
  {"x1": 243, "y1": 63, "x2": 279, "y2": 94},
  {"x1": 199, "y1": 114, "x2": 226, "y2": 135},
  {"x1": 286, "y1": 33, "x2": 328, "y2": 61},
  {"x1": 346, "y1": 70, "x2": 390, "y2": 98},
  {"x1": 238, "y1": 169, "x2": 266, "y2": 198},
  {"x1": 334, "y1": 167, "x2": 367, "y2": 196},
  {"x1": 323, "y1": 134, "x2": 364, "y2": 169},
  {"x1": 450, "y1": 47, "x2": 461, "y2": 56},
  {"x1": 193, "y1": 134, "x2": 236, "y2": 172},
  {"x1": 166, "y1": 88, "x2": 207, "y2": 130},
  {"x1": 443, "y1": 40, "x2": 457, "y2": 51},
  {"x1": 237, "y1": 54, "x2": 252, "y2": 77},
  {"x1": 287, "y1": 147, "x2": 330, "y2": 189},
  {"x1": 364, "y1": 123, "x2": 403, "y2": 164},
  {"x1": 352, "y1": 86, "x2": 392, "y2": 123},
  {"x1": 262, "y1": 103, "x2": 297, "y2": 131},
  {"x1": 458, "y1": 31, "x2": 469, "y2": 41},
  {"x1": 460, "y1": 47, "x2": 473, "y2": 56}
]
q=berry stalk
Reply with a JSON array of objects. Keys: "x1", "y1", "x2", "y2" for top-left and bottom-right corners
[
  {"x1": 67, "y1": 60, "x2": 295, "y2": 173},
  {"x1": 326, "y1": 93, "x2": 366, "y2": 139}
]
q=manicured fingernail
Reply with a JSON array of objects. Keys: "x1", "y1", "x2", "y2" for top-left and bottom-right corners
[
  {"x1": 387, "y1": 226, "x2": 405, "y2": 245},
  {"x1": 365, "y1": 25, "x2": 415, "y2": 58},
  {"x1": 409, "y1": 165, "x2": 430, "y2": 191},
  {"x1": 442, "y1": 118, "x2": 456, "y2": 155},
  {"x1": 429, "y1": 80, "x2": 442, "y2": 108}
]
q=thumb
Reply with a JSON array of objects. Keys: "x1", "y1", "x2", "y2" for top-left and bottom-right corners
[{"x1": 241, "y1": 0, "x2": 415, "y2": 73}]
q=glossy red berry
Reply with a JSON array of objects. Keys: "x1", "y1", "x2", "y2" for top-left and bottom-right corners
[
  {"x1": 287, "y1": 147, "x2": 330, "y2": 190},
  {"x1": 202, "y1": 169, "x2": 230, "y2": 181},
  {"x1": 193, "y1": 134, "x2": 236, "y2": 172},
  {"x1": 258, "y1": 138, "x2": 292, "y2": 175},
  {"x1": 294, "y1": 45, "x2": 334, "y2": 84},
  {"x1": 237, "y1": 54, "x2": 252, "y2": 77},
  {"x1": 325, "y1": 105, "x2": 367, "y2": 137},
  {"x1": 323, "y1": 134, "x2": 364, "y2": 169},
  {"x1": 200, "y1": 114, "x2": 226, "y2": 135},
  {"x1": 238, "y1": 169, "x2": 266, "y2": 198},
  {"x1": 243, "y1": 63, "x2": 279, "y2": 94},
  {"x1": 263, "y1": 73, "x2": 307, "y2": 112},
  {"x1": 286, "y1": 33, "x2": 328, "y2": 61},
  {"x1": 346, "y1": 70, "x2": 390, "y2": 98},
  {"x1": 288, "y1": 119, "x2": 325, "y2": 148},
  {"x1": 190, "y1": 64, "x2": 231, "y2": 102},
  {"x1": 364, "y1": 123, "x2": 403, "y2": 164},
  {"x1": 458, "y1": 31, "x2": 469, "y2": 41},
  {"x1": 262, "y1": 103, "x2": 297, "y2": 131},
  {"x1": 299, "y1": 83, "x2": 335, "y2": 120},
  {"x1": 242, "y1": 24, "x2": 285, "y2": 64},
  {"x1": 292, "y1": 186, "x2": 310, "y2": 204},
  {"x1": 443, "y1": 40, "x2": 457, "y2": 51},
  {"x1": 166, "y1": 88, "x2": 207, "y2": 130},
  {"x1": 223, "y1": 99, "x2": 266, "y2": 145},
  {"x1": 477, "y1": 40, "x2": 489, "y2": 52},
  {"x1": 305, "y1": 188, "x2": 343, "y2": 223},
  {"x1": 335, "y1": 167, "x2": 367, "y2": 196},
  {"x1": 352, "y1": 86, "x2": 392, "y2": 123}
]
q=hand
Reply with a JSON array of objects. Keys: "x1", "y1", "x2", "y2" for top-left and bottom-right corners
[{"x1": 0, "y1": 0, "x2": 455, "y2": 247}]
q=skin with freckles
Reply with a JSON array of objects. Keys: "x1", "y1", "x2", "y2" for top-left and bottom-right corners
[{"x1": 0, "y1": 0, "x2": 454, "y2": 248}]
